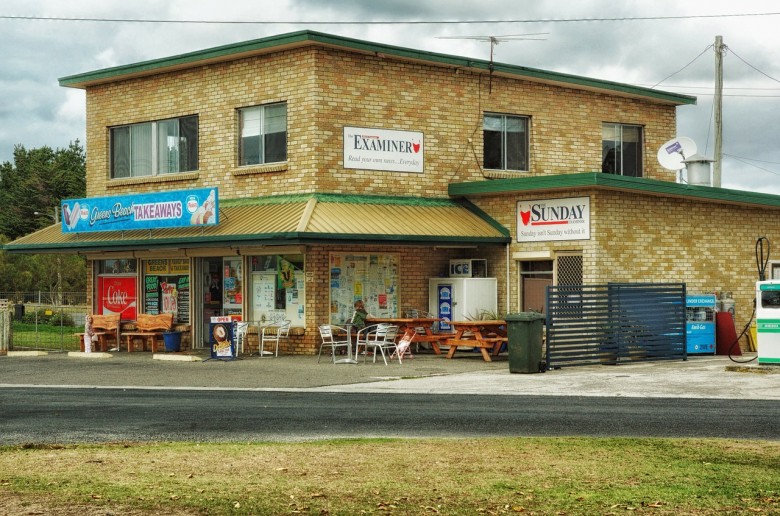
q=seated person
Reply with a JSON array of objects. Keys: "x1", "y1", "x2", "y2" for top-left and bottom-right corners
[{"x1": 351, "y1": 300, "x2": 369, "y2": 330}]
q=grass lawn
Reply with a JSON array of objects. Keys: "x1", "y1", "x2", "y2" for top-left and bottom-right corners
[
  {"x1": 1, "y1": 437, "x2": 778, "y2": 515},
  {"x1": 11, "y1": 322, "x2": 81, "y2": 351}
]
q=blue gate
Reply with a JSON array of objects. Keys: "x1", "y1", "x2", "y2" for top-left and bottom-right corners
[{"x1": 545, "y1": 283, "x2": 687, "y2": 368}]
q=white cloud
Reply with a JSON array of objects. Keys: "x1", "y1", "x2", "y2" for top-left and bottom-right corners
[{"x1": 1, "y1": 0, "x2": 779, "y2": 193}]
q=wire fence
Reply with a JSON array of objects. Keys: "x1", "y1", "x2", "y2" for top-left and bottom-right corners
[{"x1": 1, "y1": 292, "x2": 89, "y2": 352}]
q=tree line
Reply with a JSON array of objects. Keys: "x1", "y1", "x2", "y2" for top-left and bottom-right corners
[{"x1": 0, "y1": 142, "x2": 87, "y2": 299}]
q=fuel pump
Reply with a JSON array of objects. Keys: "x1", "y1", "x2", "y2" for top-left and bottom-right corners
[{"x1": 754, "y1": 237, "x2": 780, "y2": 365}]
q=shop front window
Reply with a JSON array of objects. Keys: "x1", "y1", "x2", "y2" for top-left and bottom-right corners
[
  {"x1": 96, "y1": 259, "x2": 138, "y2": 321},
  {"x1": 250, "y1": 255, "x2": 305, "y2": 326},
  {"x1": 142, "y1": 258, "x2": 191, "y2": 324}
]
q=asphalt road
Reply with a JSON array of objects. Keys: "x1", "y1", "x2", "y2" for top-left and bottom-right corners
[{"x1": 1, "y1": 387, "x2": 778, "y2": 444}]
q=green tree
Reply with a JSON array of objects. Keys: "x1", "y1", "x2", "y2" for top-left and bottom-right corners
[{"x1": 0, "y1": 142, "x2": 87, "y2": 300}]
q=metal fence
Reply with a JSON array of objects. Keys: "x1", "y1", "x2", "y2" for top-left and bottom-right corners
[
  {"x1": 1, "y1": 292, "x2": 89, "y2": 352},
  {"x1": 545, "y1": 283, "x2": 687, "y2": 369}
]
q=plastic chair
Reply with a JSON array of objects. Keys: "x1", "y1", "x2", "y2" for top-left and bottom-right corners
[
  {"x1": 361, "y1": 324, "x2": 399, "y2": 365},
  {"x1": 260, "y1": 320, "x2": 290, "y2": 357},
  {"x1": 317, "y1": 324, "x2": 351, "y2": 363},
  {"x1": 235, "y1": 321, "x2": 249, "y2": 354}
]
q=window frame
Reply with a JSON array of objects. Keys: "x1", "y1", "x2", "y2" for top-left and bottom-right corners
[
  {"x1": 238, "y1": 102, "x2": 288, "y2": 167},
  {"x1": 601, "y1": 122, "x2": 644, "y2": 177},
  {"x1": 109, "y1": 115, "x2": 198, "y2": 179},
  {"x1": 483, "y1": 113, "x2": 530, "y2": 172}
]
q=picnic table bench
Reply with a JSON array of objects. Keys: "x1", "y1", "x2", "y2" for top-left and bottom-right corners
[{"x1": 123, "y1": 313, "x2": 174, "y2": 352}]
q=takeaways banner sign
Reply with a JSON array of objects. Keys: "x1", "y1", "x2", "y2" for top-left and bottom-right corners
[
  {"x1": 517, "y1": 196, "x2": 590, "y2": 242},
  {"x1": 61, "y1": 188, "x2": 218, "y2": 233},
  {"x1": 344, "y1": 126, "x2": 424, "y2": 173}
]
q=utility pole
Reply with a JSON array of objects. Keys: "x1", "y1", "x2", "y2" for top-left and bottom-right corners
[{"x1": 713, "y1": 35, "x2": 725, "y2": 187}]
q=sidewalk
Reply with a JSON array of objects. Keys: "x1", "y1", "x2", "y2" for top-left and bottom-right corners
[{"x1": 1, "y1": 350, "x2": 778, "y2": 399}]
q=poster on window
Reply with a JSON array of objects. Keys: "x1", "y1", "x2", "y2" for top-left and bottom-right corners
[
  {"x1": 329, "y1": 252, "x2": 398, "y2": 324},
  {"x1": 516, "y1": 196, "x2": 590, "y2": 242},
  {"x1": 98, "y1": 275, "x2": 137, "y2": 320}
]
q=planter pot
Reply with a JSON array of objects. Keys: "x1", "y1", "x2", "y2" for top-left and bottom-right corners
[{"x1": 163, "y1": 331, "x2": 182, "y2": 352}]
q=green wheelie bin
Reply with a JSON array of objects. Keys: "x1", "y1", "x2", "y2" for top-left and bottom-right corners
[{"x1": 505, "y1": 312, "x2": 545, "y2": 373}]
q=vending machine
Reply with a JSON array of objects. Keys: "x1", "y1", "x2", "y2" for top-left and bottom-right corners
[
  {"x1": 429, "y1": 277, "x2": 497, "y2": 332},
  {"x1": 685, "y1": 294, "x2": 716, "y2": 354},
  {"x1": 756, "y1": 281, "x2": 780, "y2": 365}
]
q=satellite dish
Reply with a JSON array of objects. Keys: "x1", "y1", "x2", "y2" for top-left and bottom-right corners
[{"x1": 657, "y1": 136, "x2": 697, "y2": 170}]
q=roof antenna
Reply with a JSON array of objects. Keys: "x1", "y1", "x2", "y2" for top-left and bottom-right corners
[{"x1": 437, "y1": 33, "x2": 548, "y2": 93}]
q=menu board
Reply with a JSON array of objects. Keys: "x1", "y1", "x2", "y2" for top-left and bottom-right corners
[{"x1": 143, "y1": 259, "x2": 191, "y2": 323}]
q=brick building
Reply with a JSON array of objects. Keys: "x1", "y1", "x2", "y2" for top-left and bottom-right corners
[{"x1": 7, "y1": 30, "x2": 779, "y2": 353}]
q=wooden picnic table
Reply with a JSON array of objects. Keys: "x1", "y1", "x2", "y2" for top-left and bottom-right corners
[
  {"x1": 445, "y1": 320, "x2": 508, "y2": 362},
  {"x1": 365, "y1": 317, "x2": 453, "y2": 354}
]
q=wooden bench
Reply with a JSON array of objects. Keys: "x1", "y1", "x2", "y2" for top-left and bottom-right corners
[
  {"x1": 123, "y1": 313, "x2": 174, "y2": 352},
  {"x1": 74, "y1": 314, "x2": 120, "y2": 352}
]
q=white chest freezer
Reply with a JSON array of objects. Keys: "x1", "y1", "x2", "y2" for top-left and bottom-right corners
[{"x1": 429, "y1": 277, "x2": 497, "y2": 332}]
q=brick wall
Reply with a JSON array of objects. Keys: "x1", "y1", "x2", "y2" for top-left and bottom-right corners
[
  {"x1": 472, "y1": 189, "x2": 780, "y2": 349},
  {"x1": 85, "y1": 45, "x2": 677, "y2": 199}
]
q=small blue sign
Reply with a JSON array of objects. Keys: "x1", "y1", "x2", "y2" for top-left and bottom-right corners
[{"x1": 61, "y1": 188, "x2": 218, "y2": 233}]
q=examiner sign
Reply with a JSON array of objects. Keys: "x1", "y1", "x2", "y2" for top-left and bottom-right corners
[
  {"x1": 344, "y1": 126, "x2": 424, "y2": 173},
  {"x1": 517, "y1": 196, "x2": 590, "y2": 242},
  {"x1": 61, "y1": 188, "x2": 218, "y2": 233}
]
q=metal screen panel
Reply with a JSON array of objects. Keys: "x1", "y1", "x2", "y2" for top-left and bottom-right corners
[{"x1": 545, "y1": 283, "x2": 687, "y2": 368}]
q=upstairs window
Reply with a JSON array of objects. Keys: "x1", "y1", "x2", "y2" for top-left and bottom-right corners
[
  {"x1": 239, "y1": 103, "x2": 287, "y2": 166},
  {"x1": 110, "y1": 115, "x2": 198, "y2": 179},
  {"x1": 602, "y1": 123, "x2": 643, "y2": 177},
  {"x1": 484, "y1": 113, "x2": 529, "y2": 171}
]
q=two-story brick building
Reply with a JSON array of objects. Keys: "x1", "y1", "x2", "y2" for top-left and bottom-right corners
[{"x1": 7, "y1": 30, "x2": 780, "y2": 354}]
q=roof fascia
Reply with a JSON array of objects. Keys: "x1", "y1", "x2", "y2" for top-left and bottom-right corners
[
  {"x1": 58, "y1": 30, "x2": 695, "y2": 105},
  {"x1": 449, "y1": 172, "x2": 780, "y2": 208}
]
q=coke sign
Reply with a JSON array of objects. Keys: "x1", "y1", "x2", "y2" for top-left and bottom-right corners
[{"x1": 98, "y1": 276, "x2": 137, "y2": 320}]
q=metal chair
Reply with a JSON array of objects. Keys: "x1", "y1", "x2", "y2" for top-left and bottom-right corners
[
  {"x1": 361, "y1": 324, "x2": 399, "y2": 365},
  {"x1": 317, "y1": 324, "x2": 351, "y2": 363},
  {"x1": 259, "y1": 320, "x2": 290, "y2": 357}
]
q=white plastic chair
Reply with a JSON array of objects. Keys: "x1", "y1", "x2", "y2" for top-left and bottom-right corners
[
  {"x1": 260, "y1": 320, "x2": 290, "y2": 357},
  {"x1": 317, "y1": 324, "x2": 351, "y2": 363},
  {"x1": 235, "y1": 321, "x2": 249, "y2": 354}
]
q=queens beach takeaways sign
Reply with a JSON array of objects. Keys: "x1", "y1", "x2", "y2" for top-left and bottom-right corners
[
  {"x1": 517, "y1": 196, "x2": 590, "y2": 242},
  {"x1": 61, "y1": 188, "x2": 218, "y2": 233},
  {"x1": 344, "y1": 126, "x2": 424, "y2": 173}
]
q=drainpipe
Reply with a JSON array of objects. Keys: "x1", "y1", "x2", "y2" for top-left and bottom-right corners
[{"x1": 506, "y1": 242, "x2": 510, "y2": 314}]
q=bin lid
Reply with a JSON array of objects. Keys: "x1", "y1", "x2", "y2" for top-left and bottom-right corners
[{"x1": 505, "y1": 312, "x2": 545, "y2": 322}]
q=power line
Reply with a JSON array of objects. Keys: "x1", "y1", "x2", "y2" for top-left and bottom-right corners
[
  {"x1": 725, "y1": 153, "x2": 780, "y2": 178},
  {"x1": 727, "y1": 47, "x2": 780, "y2": 84},
  {"x1": 651, "y1": 45, "x2": 712, "y2": 89},
  {"x1": 1, "y1": 12, "x2": 780, "y2": 25}
]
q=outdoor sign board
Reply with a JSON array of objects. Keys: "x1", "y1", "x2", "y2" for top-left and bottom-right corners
[
  {"x1": 61, "y1": 188, "x2": 218, "y2": 233},
  {"x1": 97, "y1": 275, "x2": 137, "y2": 321},
  {"x1": 516, "y1": 196, "x2": 590, "y2": 242},
  {"x1": 343, "y1": 126, "x2": 424, "y2": 173}
]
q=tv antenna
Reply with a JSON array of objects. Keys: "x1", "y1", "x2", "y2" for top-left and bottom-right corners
[{"x1": 437, "y1": 33, "x2": 548, "y2": 93}]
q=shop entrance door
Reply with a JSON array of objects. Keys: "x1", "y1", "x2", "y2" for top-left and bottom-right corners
[{"x1": 197, "y1": 257, "x2": 243, "y2": 347}]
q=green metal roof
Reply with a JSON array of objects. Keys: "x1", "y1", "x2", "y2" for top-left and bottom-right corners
[
  {"x1": 3, "y1": 193, "x2": 509, "y2": 254},
  {"x1": 59, "y1": 30, "x2": 695, "y2": 106},
  {"x1": 449, "y1": 172, "x2": 780, "y2": 209}
]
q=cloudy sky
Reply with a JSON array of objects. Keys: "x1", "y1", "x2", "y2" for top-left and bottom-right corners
[{"x1": 2, "y1": 0, "x2": 779, "y2": 193}]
